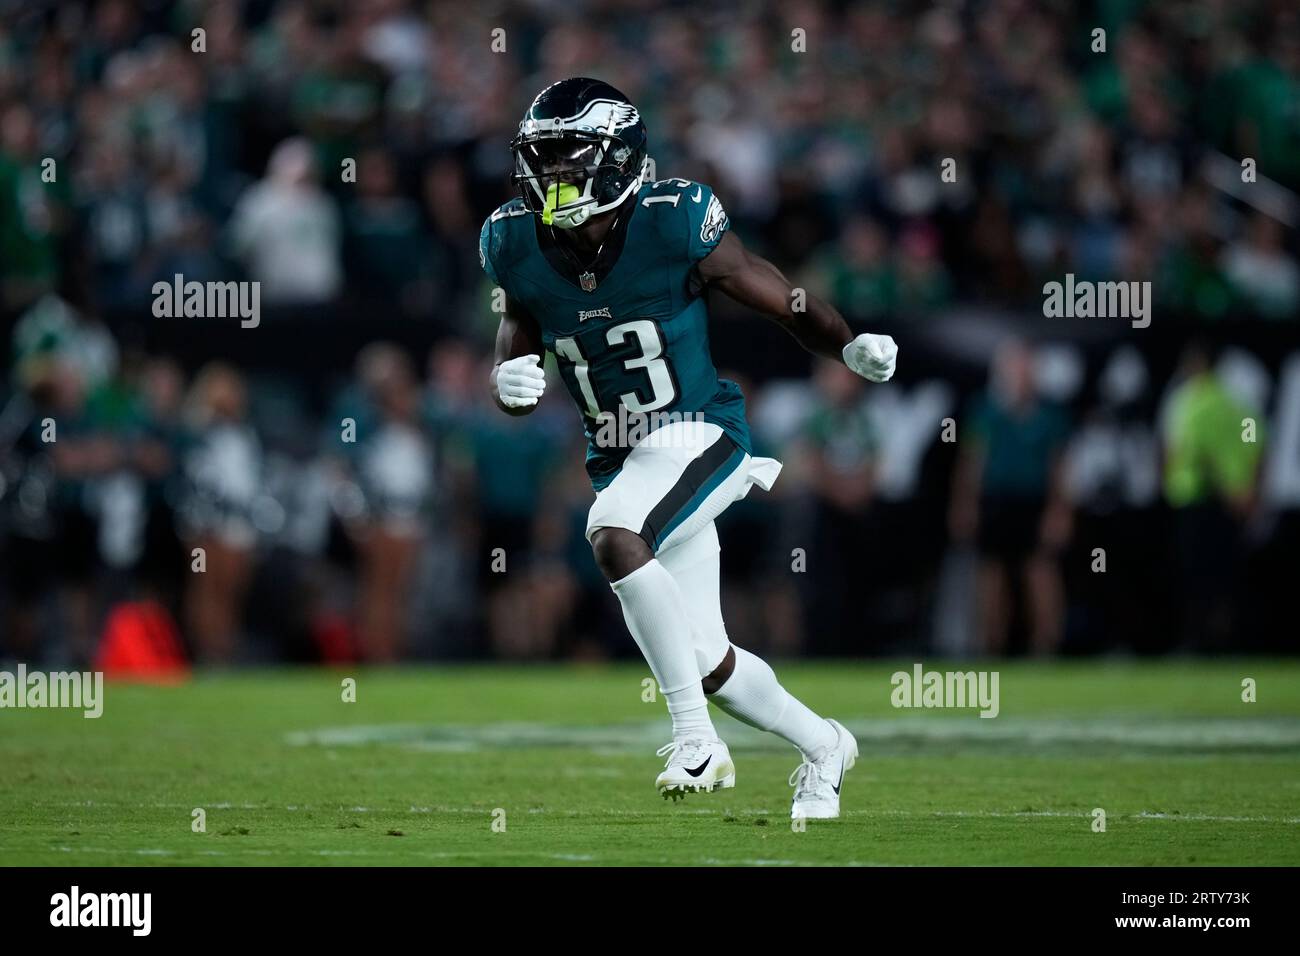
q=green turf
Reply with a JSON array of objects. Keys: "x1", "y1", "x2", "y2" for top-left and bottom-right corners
[{"x1": 1, "y1": 660, "x2": 1298, "y2": 866}]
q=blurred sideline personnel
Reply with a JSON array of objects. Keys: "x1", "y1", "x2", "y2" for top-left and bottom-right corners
[
  {"x1": 177, "y1": 363, "x2": 260, "y2": 663},
  {"x1": 950, "y1": 341, "x2": 1071, "y2": 656},
  {"x1": 1162, "y1": 342, "x2": 1263, "y2": 651},
  {"x1": 480, "y1": 79, "x2": 898, "y2": 819}
]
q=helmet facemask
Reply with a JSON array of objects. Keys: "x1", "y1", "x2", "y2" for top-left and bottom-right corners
[
  {"x1": 515, "y1": 136, "x2": 602, "y2": 228},
  {"x1": 512, "y1": 132, "x2": 643, "y2": 229}
]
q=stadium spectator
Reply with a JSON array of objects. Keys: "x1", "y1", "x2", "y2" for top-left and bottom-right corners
[
  {"x1": 1222, "y1": 213, "x2": 1300, "y2": 321},
  {"x1": 227, "y1": 137, "x2": 342, "y2": 303},
  {"x1": 0, "y1": 103, "x2": 66, "y2": 313},
  {"x1": 343, "y1": 147, "x2": 428, "y2": 313}
]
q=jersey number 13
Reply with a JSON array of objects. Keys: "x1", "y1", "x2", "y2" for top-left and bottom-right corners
[{"x1": 554, "y1": 319, "x2": 677, "y2": 417}]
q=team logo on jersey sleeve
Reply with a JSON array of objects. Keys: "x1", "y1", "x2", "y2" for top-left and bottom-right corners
[{"x1": 700, "y1": 194, "x2": 728, "y2": 245}]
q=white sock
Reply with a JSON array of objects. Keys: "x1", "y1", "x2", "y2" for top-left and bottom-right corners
[
  {"x1": 610, "y1": 559, "x2": 716, "y2": 740},
  {"x1": 710, "y1": 645, "x2": 836, "y2": 759}
]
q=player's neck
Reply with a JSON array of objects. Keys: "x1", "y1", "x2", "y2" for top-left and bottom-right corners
[{"x1": 565, "y1": 207, "x2": 620, "y2": 254}]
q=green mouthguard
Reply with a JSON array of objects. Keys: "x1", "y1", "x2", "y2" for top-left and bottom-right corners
[{"x1": 542, "y1": 183, "x2": 581, "y2": 225}]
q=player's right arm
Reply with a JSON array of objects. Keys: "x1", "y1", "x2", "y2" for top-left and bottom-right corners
[
  {"x1": 481, "y1": 206, "x2": 547, "y2": 416},
  {"x1": 489, "y1": 296, "x2": 546, "y2": 416}
]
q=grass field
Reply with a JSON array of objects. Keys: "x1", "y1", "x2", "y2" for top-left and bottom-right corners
[{"x1": 2, "y1": 660, "x2": 1298, "y2": 866}]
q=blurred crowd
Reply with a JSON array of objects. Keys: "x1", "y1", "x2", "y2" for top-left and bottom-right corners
[
  {"x1": 1, "y1": 0, "x2": 1298, "y2": 666},
  {"x1": 3, "y1": 0, "x2": 1298, "y2": 324},
  {"x1": 4, "y1": 318, "x2": 1295, "y2": 666}
]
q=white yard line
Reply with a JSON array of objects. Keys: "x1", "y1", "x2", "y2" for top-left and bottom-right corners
[
  {"x1": 285, "y1": 715, "x2": 1300, "y2": 754},
  {"x1": 39, "y1": 802, "x2": 1300, "y2": 824}
]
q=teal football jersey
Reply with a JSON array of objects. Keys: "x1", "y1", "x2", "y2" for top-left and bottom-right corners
[{"x1": 480, "y1": 179, "x2": 752, "y2": 489}]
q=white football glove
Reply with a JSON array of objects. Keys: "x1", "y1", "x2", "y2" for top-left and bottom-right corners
[
  {"x1": 842, "y1": 333, "x2": 898, "y2": 383},
  {"x1": 496, "y1": 353, "x2": 546, "y2": 408}
]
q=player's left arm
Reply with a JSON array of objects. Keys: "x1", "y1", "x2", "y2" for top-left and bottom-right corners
[{"x1": 697, "y1": 230, "x2": 898, "y2": 382}]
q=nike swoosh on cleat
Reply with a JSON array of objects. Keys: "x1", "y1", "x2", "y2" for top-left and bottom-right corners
[
  {"x1": 685, "y1": 756, "x2": 712, "y2": 777},
  {"x1": 832, "y1": 757, "x2": 845, "y2": 794}
]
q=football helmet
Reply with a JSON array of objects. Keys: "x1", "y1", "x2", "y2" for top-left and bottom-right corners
[{"x1": 510, "y1": 77, "x2": 647, "y2": 229}]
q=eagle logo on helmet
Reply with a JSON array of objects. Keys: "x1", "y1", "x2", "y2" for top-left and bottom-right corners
[
  {"x1": 519, "y1": 99, "x2": 640, "y2": 139},
  {"x1": 563, "y1": 98, "x2": 640, "y2": 135}
]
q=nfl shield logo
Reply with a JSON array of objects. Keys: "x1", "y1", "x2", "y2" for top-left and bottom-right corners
[{"x1": 579, "y1": 271, "x2": 598, "y2": 292}]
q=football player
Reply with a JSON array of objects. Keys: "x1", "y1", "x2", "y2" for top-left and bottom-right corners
[{"x1": 480, "y1": 78, "x2": 897, "y2": 819}]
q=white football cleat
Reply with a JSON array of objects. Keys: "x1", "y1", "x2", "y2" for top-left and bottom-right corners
[
  {"x1": 790, "y1": 719, "x2": 858, "y2": 820},
  {"x1": 655, "y1": 737, "x2": 736, "y2": 801}
]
